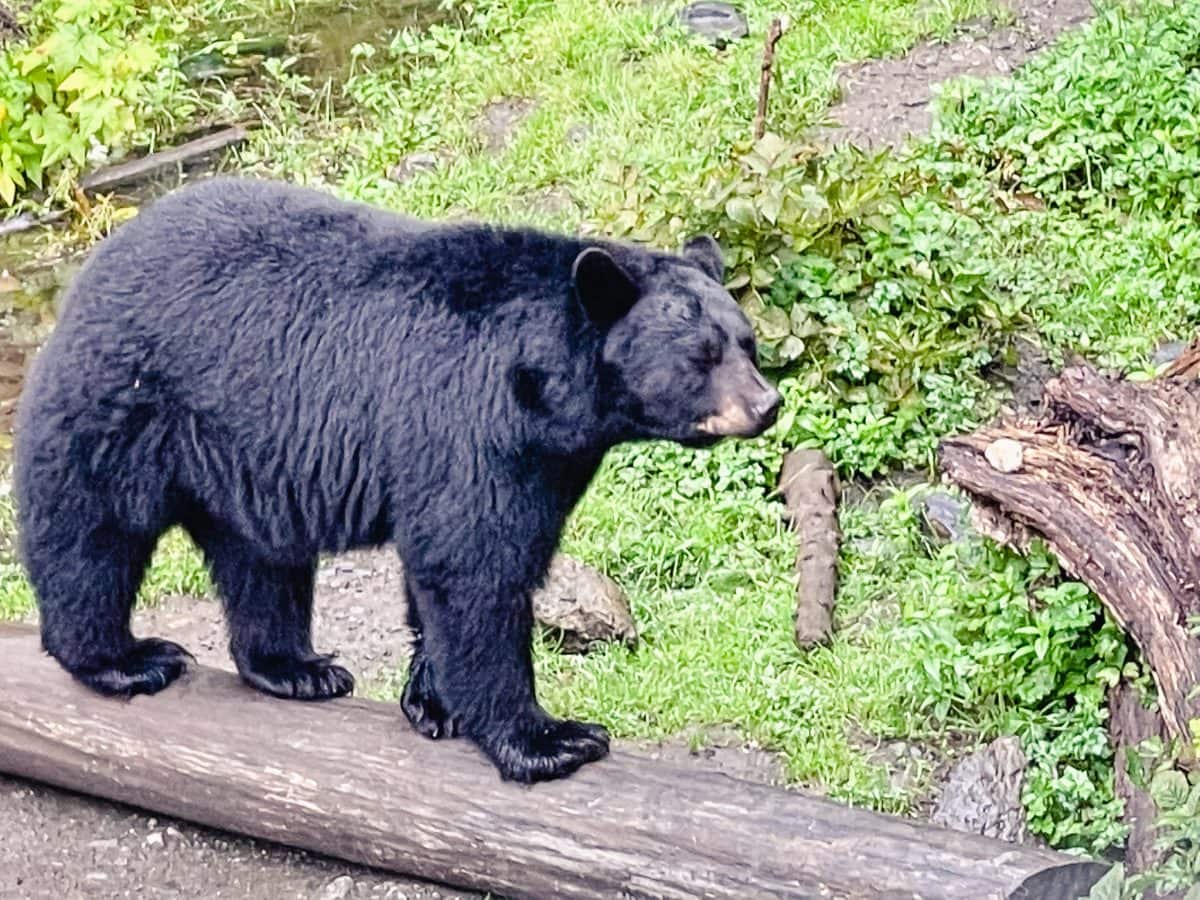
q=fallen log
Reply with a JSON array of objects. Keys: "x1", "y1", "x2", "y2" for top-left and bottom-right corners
[
  {"x1": 0, "y1": 624, "x2": 1105, "y2": 899},
  {"x1": 779, "y1": 449, "x2": 840, "y2": 649},
  {"x1": 0, "y1": 127, "x2": 248, "y2": 238},
  {"x1": 79, "y1": 125, "x2": 248, "y2": 196},
  {"x1": 939, "y1": 362, "x2": 1200, "y2": 761}
]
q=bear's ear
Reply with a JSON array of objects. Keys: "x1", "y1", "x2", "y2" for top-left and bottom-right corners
[
  {"x1": 572, "y1": 247, "x2": 640, "y2": 328},
  {"x1": 682, "y1": 235, "x2": 725, "y2": 283}
]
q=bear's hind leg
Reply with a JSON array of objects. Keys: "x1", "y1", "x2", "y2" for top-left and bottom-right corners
[
  {"x1": 194, "y1": 527, "x2": 353, "y2": 700},
  {"x1": 30, "y1": 524, "x2": 191, "y2": 697}
]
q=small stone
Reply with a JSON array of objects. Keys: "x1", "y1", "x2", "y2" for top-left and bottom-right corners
[
  {"x1": 932, "y1": 736, "x2": 1028, "y2": 843},
  {"x1": 144, "y1": 831, "x2": 165, "y2": 849},
  {"x1": 676, "y1": 1, "x2": 749, "y2": 47},
  {"x1": 321, "y1": 875, "x2": 355, "y2": 900},
  {"x1": 532, "y1": 555, "x2": 637, "y2": 653},
  {"x1": 88, "y1": 838, "x2": 119, "y2": 851},
  {"x1": 919, "y1": 490, "x2": 971, "y2": 544},
  {"x1": 565, "y1": 123, "x2": 590, "y2": 146},
  {"x1": 1153, "y1": 340, "x2": 1188, "y2": 367},
  {"x1": 984, "y1": 438, "x2": 1024, "y2": 473}
]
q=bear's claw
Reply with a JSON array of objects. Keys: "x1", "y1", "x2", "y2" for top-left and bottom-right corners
[{"x1": 480, "y1": 712, "x2": 610, "y2": 783}]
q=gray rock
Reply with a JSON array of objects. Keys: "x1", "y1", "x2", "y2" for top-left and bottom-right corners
[
  {"x1": 532, "y1": 556, "x2": 637, "y2": 653},
  {"x1": 932, "y1": 736, "x2": 1028, "y2": 843},
  {"x1": 676, "y1": 1, "x2": 749, "y2": 47},
  {"x1": 1152, "y1": 339, "x2": 1188, "y2": 368},
  {"x1": 321, "y1": 874, "x2": 356, "y2": 900}
]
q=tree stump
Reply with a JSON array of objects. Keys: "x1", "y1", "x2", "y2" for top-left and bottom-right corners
[
  {"x1": 939, "y1": 347, "x2": 1200, "y2": 873},
  {"x1": 939, "y1": 361, "x2": 1200, "y2": 759}
]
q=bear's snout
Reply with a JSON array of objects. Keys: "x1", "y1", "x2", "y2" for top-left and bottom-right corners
[{"x1": 696, "y1": 361, "x2": 781, "y2": 438}]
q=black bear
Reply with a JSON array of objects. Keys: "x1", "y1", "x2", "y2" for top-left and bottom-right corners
[{"x1": 15, "y1": 176, "x2": 780, "y2": 783}]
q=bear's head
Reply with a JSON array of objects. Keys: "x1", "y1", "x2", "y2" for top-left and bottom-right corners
[{"x1": 574, "y1": 235, "x2": 781, "y2": 449}]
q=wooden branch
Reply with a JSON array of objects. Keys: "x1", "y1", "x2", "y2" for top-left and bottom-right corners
[
  {"x1": 78, "y1": 126, "x2": 248, "y2": 196},
  {"x1": 753, "y1": 17, "x2": 785, "y2": 141},
  {"x1": 780, "y1": 449, "x2": 839, "y2": 649},
  {"x1": 0, "y1": 210, "x2": 66, "y2": 238},
  {"x1": 0, "y1": 126, "x2": 247, "y2": 236},
  {"x1": 0, "y1": 624, "x2": 1106, "y2": 899},
  {"x1": 939, "y1": 363, "x2": 1200, "y2": 760}
]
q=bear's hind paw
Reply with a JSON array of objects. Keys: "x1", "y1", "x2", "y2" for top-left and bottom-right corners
[{"x1": 72, "y1": 637, "x2": 193, "y2": 698}]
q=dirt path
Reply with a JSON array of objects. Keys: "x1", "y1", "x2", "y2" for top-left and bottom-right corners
[
  {"x1": 0, "y1": 2, "x2": 1098, "y2": 896},
  {"x1": 821, "y1": 0, "x2": 1095, "y2": 148}
]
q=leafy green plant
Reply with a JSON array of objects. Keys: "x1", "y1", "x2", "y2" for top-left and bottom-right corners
[
  {"x1": 931, "y1": 0, "x2": 1200, "y2": 217},
  {"x1": 898, "y1": 500, "x2": 1129, "y2": 853},
  {"x1": 0, "y1": 0, "x2": 193, "y2": 205},
  {"x1": 1116, "y1": 733, "x2": 1200, "y2": 896}
]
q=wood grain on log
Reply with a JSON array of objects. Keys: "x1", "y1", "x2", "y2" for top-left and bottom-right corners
[
  {"x1": 0, "y1": 624, "x2": 1105, "y2": 899},
  {"x1": 939, "y1": 363, "x2": 1200, "y2": 758},
  {"x1": 779, "y1": 449, "x2": 839, "y2": 650}
]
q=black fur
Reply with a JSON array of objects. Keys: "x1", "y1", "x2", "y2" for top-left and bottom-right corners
[{"x1": 15, "y1": 176, "x2": 777, "y2": 783}]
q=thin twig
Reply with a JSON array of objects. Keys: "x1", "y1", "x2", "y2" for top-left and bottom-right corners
[{"x1": 753, "y1": 17, "x2": 785, "y2": 141}]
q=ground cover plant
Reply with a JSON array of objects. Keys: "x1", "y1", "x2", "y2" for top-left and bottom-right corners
[{"x1": 3, "y1": 0, "x2": 1200, "y2": 880}]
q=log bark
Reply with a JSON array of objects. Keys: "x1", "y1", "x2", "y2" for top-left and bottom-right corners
[
  {"x1": 0, "y1": 624, "x2": 1106, "y2": 899},
  {"x1": 939, "y1": 362, "x2": 1200, "y2": 760},
  {"x1": 779, "y1": 449, "x2": 839, "y2": 649}
]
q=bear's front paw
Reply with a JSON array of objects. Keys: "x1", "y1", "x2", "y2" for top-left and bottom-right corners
[
  {"x1": 479, "y1": 712, "x2": 610, "y2": 784},
  {"x1": 237, "y1": 653, "x2": 355, "y2": 701}
]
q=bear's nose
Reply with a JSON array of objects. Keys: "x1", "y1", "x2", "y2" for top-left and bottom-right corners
[{"x1": 753, "y1": 389, "x2": 781, "y2": 428}]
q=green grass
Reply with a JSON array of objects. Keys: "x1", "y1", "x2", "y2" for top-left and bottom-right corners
[{"x1": 227, "y1": 0, "x2": 995, "y2": 229}]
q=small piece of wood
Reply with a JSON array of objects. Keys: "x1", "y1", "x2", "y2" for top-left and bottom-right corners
[
  {"x1": 0, "y1": 624, "x2": 1105, "y2": 899},
  {"x1": 753, "y1": 17, "x2": 785, "y2": 141},
  {"x1": 780, "y1": 449, "x2": 840, "y2": 649},
  {"x1": 78, "y1": 126, "x2": 248, "y2": 196},
  {"x1": 939, "y1": 363, "x2": 1200, "y2": 761}
]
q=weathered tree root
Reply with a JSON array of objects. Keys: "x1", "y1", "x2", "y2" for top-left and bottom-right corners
[
  {"x1": 780, "y1": 449, "x2": 840, "y2": 650},
  {"x1": 940, "y1": 361, "x2": 1200, "y2": 757}
]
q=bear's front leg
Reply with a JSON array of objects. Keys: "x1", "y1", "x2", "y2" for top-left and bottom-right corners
[{"x1": 400, "y1": 566, "x2": 610, "y2": 783}]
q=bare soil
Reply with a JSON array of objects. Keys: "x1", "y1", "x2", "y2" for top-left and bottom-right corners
[
  {"x1": 0, "y1": 0, "x2": 1098, "y2": 894},
  {"x1": 820, "y1": 0, "x2": 1095, "y2": 149}
]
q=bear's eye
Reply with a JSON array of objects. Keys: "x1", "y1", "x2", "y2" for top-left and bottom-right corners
[
  {"x1": 692, "y1": 339, "x2": 722, "y2": 369},
  {"x1": 739, "y1": 336, "x2": 758, "y2": 361}
]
